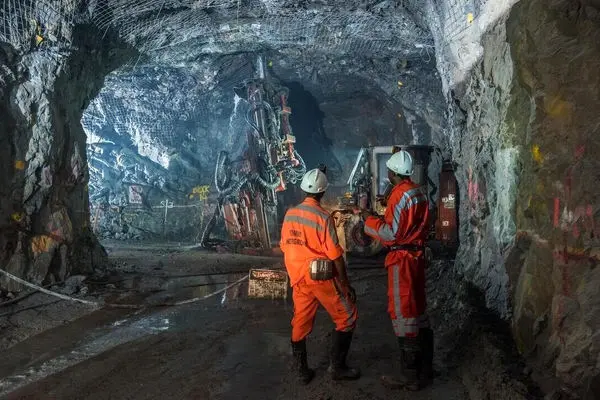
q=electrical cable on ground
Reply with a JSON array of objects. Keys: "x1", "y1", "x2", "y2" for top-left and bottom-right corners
[
  {"x1": 0, "y1": 269, "x2": 99, "y2": 306},
  {"x1": 0, "y1": 268, "x2": 249, "y2": 312},
  {"x1": 0, "y1": 299, "x2": 64, "y2": 318},
  {"x1": 0, "y1": 280, "x2": 65, "y2": 308}
]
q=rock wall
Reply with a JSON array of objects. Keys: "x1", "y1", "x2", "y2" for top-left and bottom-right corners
[
  {"x1": 508, "y1": 1, "x2": 600, "y2": 396},
  {"x1": 83, "y1": 63, "x2": 236, "y2": 241},
  {"x1": 0, "y1": 27, "x2": 131, "y2": 291},
  {"x1": 439, "y1": 0, "x2": 600, "y2": 396}
]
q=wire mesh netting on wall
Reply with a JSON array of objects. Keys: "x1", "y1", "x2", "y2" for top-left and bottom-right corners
[
  {"x1": 1, "y1": 1, "x2": 433, "y2": 57},
  {"x1": 82, "y1": 58, "x2": 256, "y2": 197},
  {"x1": 0, "y1": 0, "x2": 77, "y2": 48},
  {"x1": 2, "y1": 0, "x2": 492, "y2": 59},
  {"x1": 428, "y1": 0, "x2": 488, "y2": 41}
]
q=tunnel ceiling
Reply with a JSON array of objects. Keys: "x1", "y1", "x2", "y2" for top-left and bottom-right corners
[
  {"x1": 64, "y1": 0, "x2": 447, "y2": 204},
  {"x1": 77, "y1": 0, "x2": 445, "y2": 140},
  {"x1": 100, "y1": 0, "x2": 434, "y2": 61}
]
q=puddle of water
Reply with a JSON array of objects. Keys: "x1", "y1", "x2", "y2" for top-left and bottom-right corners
[{"x1": 144, "y1": 273, "x2": 249, "y2": 305}]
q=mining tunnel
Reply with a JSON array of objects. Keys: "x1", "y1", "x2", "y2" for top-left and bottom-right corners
[{"x1": 0, "y1": 1, "x2": 599, "y2": 399}]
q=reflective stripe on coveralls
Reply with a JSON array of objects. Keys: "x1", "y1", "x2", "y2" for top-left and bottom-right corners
[
  {"x1": 279, "y1": 198, "x2": 343, "y2": 287},
  {"x1": 390, "y1": 264, "x2": 430, "y2": 337},
  {"x1": 364, "y1": 187, "x2": 427, "y2": 242},
  {"x1": 280, "y1": 198, "x2": 357, "y2": 342},
  {"x1": 392, "y1": 188, "x2": 427, "y2": 234},
  {"x1": 295, "y1": 203, "x2": 330, "y2": 219},
  {"x1": 283, "y1": 215, "x2": 323, "y2": 232},
  {"x1": 333, "y1": 279, "x2": 355, "y2": 323},
  {"x1": 363, "y1": 180, "x2": 430, "y2": 338},
  {"x1": 283, "y1": 212, "x2": 339, "y2": 246}
]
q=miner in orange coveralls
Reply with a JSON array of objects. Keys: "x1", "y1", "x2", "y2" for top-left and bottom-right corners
[
  {"x1": 280, "y1": 168, "x2": 360, "y2": 385},
  {"x1": 362, "y1": 150, "x2": 434, "y2": 391}
]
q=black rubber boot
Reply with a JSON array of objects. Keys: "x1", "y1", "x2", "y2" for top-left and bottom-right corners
[
  {"x1": 327, "y1": 330, "x2": 361, "y2": 380},
  {"x1": 419, "y1": 328, "x2": 435, "y2": 386},
  {"x1": 381, "y1": 336, "x2": 421, "y2": 391},
  {"x1": 291, "y1": 339, "x2": 315, "y2": 385}
]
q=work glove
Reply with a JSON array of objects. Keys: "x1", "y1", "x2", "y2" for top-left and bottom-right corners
[{"x1": 347, "y1": 285, "x2": 357, "y2": 304}]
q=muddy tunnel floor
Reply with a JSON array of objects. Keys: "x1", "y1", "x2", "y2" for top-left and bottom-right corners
[{"x1": 0, "y1": 242, "x2": 542, "y2": 400}]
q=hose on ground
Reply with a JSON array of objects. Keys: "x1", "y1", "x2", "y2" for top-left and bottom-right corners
[{"x1": 0, "y1": 267, "x2": 249, "y2": 311}]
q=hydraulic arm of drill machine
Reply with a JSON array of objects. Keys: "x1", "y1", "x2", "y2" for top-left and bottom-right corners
[{"x1": 202, "y1": 58, "x2": 306, "y2": 251}]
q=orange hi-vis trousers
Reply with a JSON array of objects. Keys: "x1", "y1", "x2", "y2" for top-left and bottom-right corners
[
  {"x1": 387, "y1": 250, "x2": 430, "y2": 338},
  {"x1": 291, "y1": 278, "x2": 358, "y2": 342}
]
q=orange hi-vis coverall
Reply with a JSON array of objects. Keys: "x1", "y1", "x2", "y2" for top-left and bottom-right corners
[
  {"x1": 364, "y1": 179, "x2": 430, "y2": 338},
  {"x1": 280, "y1": 198, "x2": 358, "y2": 342}
]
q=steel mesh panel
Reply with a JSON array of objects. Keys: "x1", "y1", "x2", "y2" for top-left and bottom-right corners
[
  {"x1": 0, "y1": 0, "x2": 76, "y2": 48},
  {"x1": 1, "y1": 0, "x2": 492, "y2": 61}
]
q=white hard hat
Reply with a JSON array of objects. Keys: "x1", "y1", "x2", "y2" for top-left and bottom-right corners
[
  {"x1": 300, "y1": 168, "x2": 328, "y2": 193},
  {"x1": 386, "y1": 150, "x2": 414, "y2": 176}
]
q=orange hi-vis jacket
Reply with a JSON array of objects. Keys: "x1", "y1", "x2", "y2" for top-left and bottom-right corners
[
  {"x1": 364, "y1": 179, "x2": 429, "y2": 249},
  {"x1": 279, "y1": 198, "x2": 344, "y2": 287},
  {"x1": 364, "y1": 179, "x2": 430, "y2": 332}
]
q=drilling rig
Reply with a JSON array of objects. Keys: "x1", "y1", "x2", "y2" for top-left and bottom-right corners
[{"x1": 202, "y1": 56, "x2": 306, "y2": 251}]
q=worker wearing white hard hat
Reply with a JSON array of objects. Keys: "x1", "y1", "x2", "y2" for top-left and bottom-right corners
[
  {"x1": 386, "y1": 149, "x2": 414, "y2": 176},
  {"x1": 362, "y1": 150, "x2": 434, "y2": 390},
  {"x1": 280, "y1": 168, "x2": 360, "y2": 384},
  {"x1": 299, "y1": 168, "x2": 329, "y2": 193}
]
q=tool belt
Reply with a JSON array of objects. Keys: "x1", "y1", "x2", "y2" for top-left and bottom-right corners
[
  {"x1": 309, "y1": 259, "x2": 334, "y2": 281},
  {"x1": 390, "y1": 244, "x2": 425, "y2": 252}
]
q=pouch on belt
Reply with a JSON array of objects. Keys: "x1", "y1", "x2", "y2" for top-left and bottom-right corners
[{"x1": 309, "y1": 259, "x2": 334, "y2": 281}]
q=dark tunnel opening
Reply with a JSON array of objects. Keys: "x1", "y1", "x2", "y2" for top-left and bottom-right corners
[{"x1": 284, "y1": 81, "x2": 342, "y2": 179}]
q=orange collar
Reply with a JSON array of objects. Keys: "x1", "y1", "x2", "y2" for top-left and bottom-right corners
[{"x1": 303, "y1": 197, "x2": 320, "y2": 207}]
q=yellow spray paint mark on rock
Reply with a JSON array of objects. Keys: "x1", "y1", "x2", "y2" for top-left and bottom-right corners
[
  {"x1": 544, "y1": 96, "x2": 572, "y2": 118},
  {"x1": 532, "y1": 145, "x2": 543, "y2": 164},
  {"x1": 535, "y1": 181, "x2": 544, "y2": 194},
  {"x1": 31, "y1": 235, "x2": 56, "y2": 256},
  {"x1": 268, "y1": 60, "x2": 273, "y2": 67},
  {"x1": 190, "y1": 185, "x2": 210, "y2": 200},
  {"x1": 467, "y1": 13, "x2": 474, "y2": 24},
  {"x1": 397, "y1": 81, "x2": 403, "y2": 88},
  {"x1": 14, "y1": 160, "x2": 25, "y2": 170},
  {"x1": 11, "y1": 212, "x2": 24, "y2": 222},
  {"x1": 35, "y1": 34, "x2": 44, "y2": 46}
]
